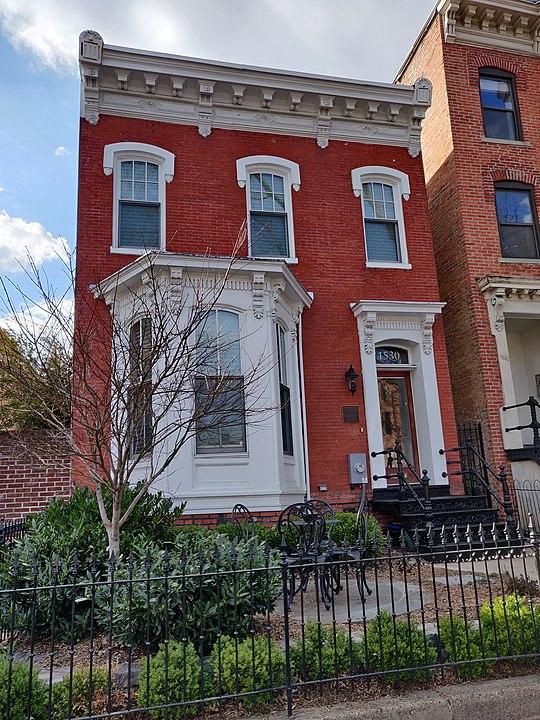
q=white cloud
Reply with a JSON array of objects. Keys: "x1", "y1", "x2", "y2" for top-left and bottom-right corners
[
  {"x1": 54, "y1": 145, "x2": 70, "y2": 157},
  {"x1": 0, "y1": 0, "x2": 434, "y2": 82},
  {"x1": 0, "y1": 210, "x2": 69, "y2": 272},
  {"x1": 0, "y1": 296, "x2": 74, "y2": 343},
  {"x1": 0, "y1": 186, "x2": 4, "y2": 193}
]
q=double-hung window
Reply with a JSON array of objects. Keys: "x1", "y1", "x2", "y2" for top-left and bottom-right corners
[
  {"x1": 276, "y1": 325, "x2": 294, "y2": 456},
  {"x1": 195, "y1": 309, "x2": 247, "y2": 453},
  {"x1": 351, "y1": 166, "x2": 411, "y2": 269},
  {"x1": 103, "y1": 142, "x2": 175, "y2": 253},
  {"x1": 495, "y1": 182, "x2": 540, "y2": 259},
  {"x1": 479, "y1": 69, "x2": 521, "y2": 141},
  {"x1": 128, "y1": 317, "x2": 153, "y2": 457},
  {"x1": 236, "y1": 156, "x2": 301, "y2": 261}
]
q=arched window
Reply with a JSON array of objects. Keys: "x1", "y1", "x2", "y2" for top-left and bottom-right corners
[
  {"x1": 351, "y1": 166, "x2": 410, "y2": 269},
  {"x1": 479, "y1": 68, "x2": 521, "y2": 141},
  {"x1": 276, "y1": 324, "x2": 293, "y2": 456},
  {"x1": 495, "y1": 181, "x2": 539, "y2": 259},
  {"x1": 103, "y1": 142, "x2": 175, "y2": 253},
  {"x1": 195, "y1": 309, "x2": 246, "y2": 453},
  {"x1": 237, "y1": 156, "x2": 301, "y2": 260}
]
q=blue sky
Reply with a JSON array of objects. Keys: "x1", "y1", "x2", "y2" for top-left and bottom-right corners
[{"x1": 0, "y1": 0, "x2": 434, "y2": 319}]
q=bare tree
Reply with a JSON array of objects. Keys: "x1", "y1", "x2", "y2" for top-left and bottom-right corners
[{"x1": 0, "y1": 226, "x2": 279, "y2": 557}]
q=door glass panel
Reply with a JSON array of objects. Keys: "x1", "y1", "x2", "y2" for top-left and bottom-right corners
[{"x1": 377, "y1": 376, "x2": 415, "y2": 462}]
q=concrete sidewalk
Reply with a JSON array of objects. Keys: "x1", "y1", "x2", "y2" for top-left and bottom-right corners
[{"x1": 261, "y1": 674, "x2": 540, "y2": 720}]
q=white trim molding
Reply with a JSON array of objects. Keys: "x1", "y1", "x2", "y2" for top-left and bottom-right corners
[
  {"x1": 103, "y1": 142, "x2": 175, "y2": 182},
  {"x1": 236, "y1": 156, "x2": 300, "y2": 262},
  {"x1": 350, "y1": 299, "x2": 447, "y2": 488},
  {"x1": 351, "y1": 166, "x2": 412, "y2": 270},
  {"x1": 79, "y1": 32, "x2": 432, "y2": 156},
  {"x1": 236, "y1": 156, "x2": 300, "y2": 191},
  {"x1": 103, "y1": 142, "x2": 176, "y2": 253}
]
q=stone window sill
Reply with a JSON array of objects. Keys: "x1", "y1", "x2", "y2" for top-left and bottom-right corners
[
  {"x1": 481, "y1": 136, "x2": 531, "y2": 148},
  {"x1": 499, "y1": 257, "x2": 540, "y2": 265}
]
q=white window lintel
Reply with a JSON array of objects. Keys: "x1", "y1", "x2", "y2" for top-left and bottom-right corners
[
  {"x1": 351, "y1": 166, "x2": 410, "y2": 200},
  {"x1": 103, "y1": 142, "x2": 175, "y2": 183},
  {"x1": 236, "y1": 155, "x2": 301, "y2": 191}
]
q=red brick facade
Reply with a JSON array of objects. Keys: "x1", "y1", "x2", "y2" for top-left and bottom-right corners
[
  {"x1": 76, "y1": 114, "x2": 458, "y2": 504},
  {"x1": 398, "y1": 12, "x2": 540, "y2": 470},
  {"x1": 0, "y1": 431, "x2": 71, "y2": 519}
]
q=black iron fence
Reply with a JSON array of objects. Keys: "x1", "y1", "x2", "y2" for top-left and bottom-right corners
[
  {"x1": 0, "y1": 518, "x2": 26, "y2": 548},
  {"x1": 0, "y1": 522, "x2": 539, "y2": 719}
]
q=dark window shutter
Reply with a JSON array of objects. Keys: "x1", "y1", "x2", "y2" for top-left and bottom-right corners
[
  {"x1": 250, "y1": 212, "x2": 289, "y2": 257},
  {"x1": 119, "y1": 202, "x2": 160, "y2": 249},
  {"x1": 365, "y1": 220, "x2": 400, "y2": 262}
]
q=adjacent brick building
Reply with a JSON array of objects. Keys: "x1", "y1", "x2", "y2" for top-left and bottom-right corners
[{"x1": 397, "y1": 0, "x2": 540, "y2": 512}]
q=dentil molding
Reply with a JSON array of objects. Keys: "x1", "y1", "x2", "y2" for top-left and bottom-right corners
[{"x1": 79, "y1": 31, "x2": 432, "y2": 157}]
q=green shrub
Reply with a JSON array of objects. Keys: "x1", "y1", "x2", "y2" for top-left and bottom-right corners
[
  {"x1": 137, "y1": 641, "x2": 209, "y2": 719},
  {"x1": 216, "y1": 522, "x2": 280, "y2": 548},
  {"x1": 0, "y1": 655, "x2": 48, "y2": 720},
  {"x1": 290, "y1": 620, "x2": 363, "y2": 680},
  {"x1": 479, "y1": 593, "x2": 540, "y2": 658},
  {"x1": 329, "y1": 513, "x2": 385, "y2": 557},
  {"x1": 364, "y1": 612, "x2": 436, "y2": 684},
  {"x1": 212, "y1": 635, "x2": 285, "y2": 709},
  {"x1": 51, "y1": 667, "x2": 109, "y2": 720},
  {"x1": 95, "y1": 533, "x2": 281, "y2": 651},
  {"x1": 438, "y1": 616, "x2": 487, "y2": 679}
]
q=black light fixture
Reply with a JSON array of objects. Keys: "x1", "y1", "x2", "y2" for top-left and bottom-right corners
[{"x1": 345, "y1": 365, "x2": 359, "y2": 394}]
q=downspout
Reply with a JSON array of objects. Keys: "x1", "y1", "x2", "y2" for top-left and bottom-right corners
[{"x1": 296, "y1": 312, "x2": 311, "y2": 501}]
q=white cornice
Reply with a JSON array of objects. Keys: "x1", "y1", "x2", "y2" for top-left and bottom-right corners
[
  {"x1": 478, "y1": 275, "x2": 540, "y2": 295},
  {"x1": 92, "y1": 251, "x2": 313, "y2": 309},
  {"x1": 350, "y1": 299, "x2": 446, "y2": 317},
  {"x1": 437, "y1": 0, "x2": 540, "y2": 54},
  {"x1": 79, "y1": 31, "x2": 432, "y2": 157}
]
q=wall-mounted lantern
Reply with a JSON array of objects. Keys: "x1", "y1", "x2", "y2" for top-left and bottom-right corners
[{"x1": 345, "y1": 365, "x2": 359, "y2": 395}]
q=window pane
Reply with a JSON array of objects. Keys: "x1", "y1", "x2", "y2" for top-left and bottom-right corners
[
  {"x1": 146, "y1": 163, "x2": 158, "y2": 182},
  {"x1": 250, "y1": 213, "x2": 289, "y2": 257},
  {"x1": 373, "y1": 183, "x2": 384, "y2": 201},
  {"x1": 195, "y1": 377, "x2": 246, "y2": 452},
  {"x1": 250, "y1": 191, "x2": 262, "y2": 211},
  {"x1": 196, "y1": 311, "x2": 218, "y2": 374},
  {"x1": 262, "y1": 192, "x2": 274, "y2": 211},
  {"x1": 499, "y1": 225, "x2": 539, "y2": 259},
  {"x1": 261, "y1": 173, "x2": 273, "y2": 193},
  {"x1": 134, "y1": 181, "x2": 146, "y2": 201},
  {"x1": 134, "y1": 161, "x2": 146, "y2": 181},
  {"x1": 362, "y1": 183, "x2": 373, "y2": 200},
  {"x1": 383, "y1": 185, "x2": 394, "y2": 202},
  {"x1": 280, "y1": 383, "x2": 294, "y2": 456},
  {"x1": 363, "y1": 199, "x2": 375, "y2": 219},
  {"x1": 217, "y1": 310, "x2": 241, "y2": 375},
  {"x1": 495, "y1": 189, "x2": 533, "y2": 224},
  {"x1": 480, "y1": 76, "x2": 514, "y2": 111},
  {"x1": 365, "y1": 220, "x2": 401, "y2": 262},
  {"x1": 147, "y1": 182, "x2": 159, "y2": 202},
  {"x1": 483, "y1": 109, "x2": 517, "y2": 140},
  {"x1": 274, "y1": 193, "x2": 286, "y2": 211},
  {"x1": 385, "y1": 202, "x2": 396, "y2": 219},
  {"x1": 121, "y1": 180, "x2": 133, "y2": 199},
  {"x1": 374, "y1": 201, "x2": 385, "y2": 219},
  {"x1": 119, "y1": 203, "x2": 160, "y2": 248},
  {"x1": 250, "y1": 173, "x2": 261, "y2": 191},
  {"x1": 273, "y1": 175, "x2": 284, "y2": 193},
  {"x1": 121, "y1": 161, "x2": 133, "y2": 179}
]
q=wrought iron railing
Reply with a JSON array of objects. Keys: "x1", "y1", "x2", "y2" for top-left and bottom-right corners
[{"x1": 503, "y1": 395, "x2": 540, "y2": 450}]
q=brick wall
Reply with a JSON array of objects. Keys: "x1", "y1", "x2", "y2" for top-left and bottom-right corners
[
  {"x1": 0, "y1": 431, "x2": 71, "y2": 519},
  {"x1": 76, "y1": 115, "x2": 458, "y2": 502},
  {"x1": 399, "y1": 15, "x2": 540, "y2": 470}
]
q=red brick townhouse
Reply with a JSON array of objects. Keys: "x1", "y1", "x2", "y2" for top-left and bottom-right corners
[
  {"x1": 397, "y1": 0, "x2": 540, "y2": 514},
  {"x1": 76, "y1": 30, "x2": 460, "y2": 519}
]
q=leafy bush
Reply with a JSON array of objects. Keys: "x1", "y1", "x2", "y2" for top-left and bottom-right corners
[
  {"x1": 364, "y1": 612, "x2": 436, "y2": 684},
  {"x1": 137, "y1": 641, "x2": 209, "y2": 719},
  {"x1": 94, "y1": 533, "x2": 281, "y2": 651},
  {"x1": 216, "y1": 522, "x2": 280, "y2": 549},
  {"x1": 438, "y1": 616, "x2": 487, "y2": 679},
  {"x1": 480, "y1": 593, "x2": 540, "y2": 658},
  {"x1": 290, "y1": 620, "x2": 363, "y2": 680},
  {"x1": 51, "y1": 667, "x2": 109, "y2": 720},
  {"x1": 212, "y1": 635, "x2": 285, "y2": 709},
  {"x1": 0, "y1": 655, "x2": 48, "y2": 720},
  {"x1": 329, "y1": 513, "x2": 385, "y2": 557}
]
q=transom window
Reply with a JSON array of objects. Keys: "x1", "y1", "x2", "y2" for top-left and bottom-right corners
[
  {"x1": 479, "y1": 69, "x2": 521, "y2": 141},
  {"x1": 495, "y1": 183, "x2": 540, "y2": 259},
  {"x1": 119, "y1": 161, "x2": 160, "y2": 250},
  {"x1": 249, "y1": 173, "x2": 289, "y2": 258},
  {"x1": 362, "y1": 182, "x2": 401, "y2": 263},
  {"x1": 195, "y1": 309, "x2": 246, "y2": 453}
]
